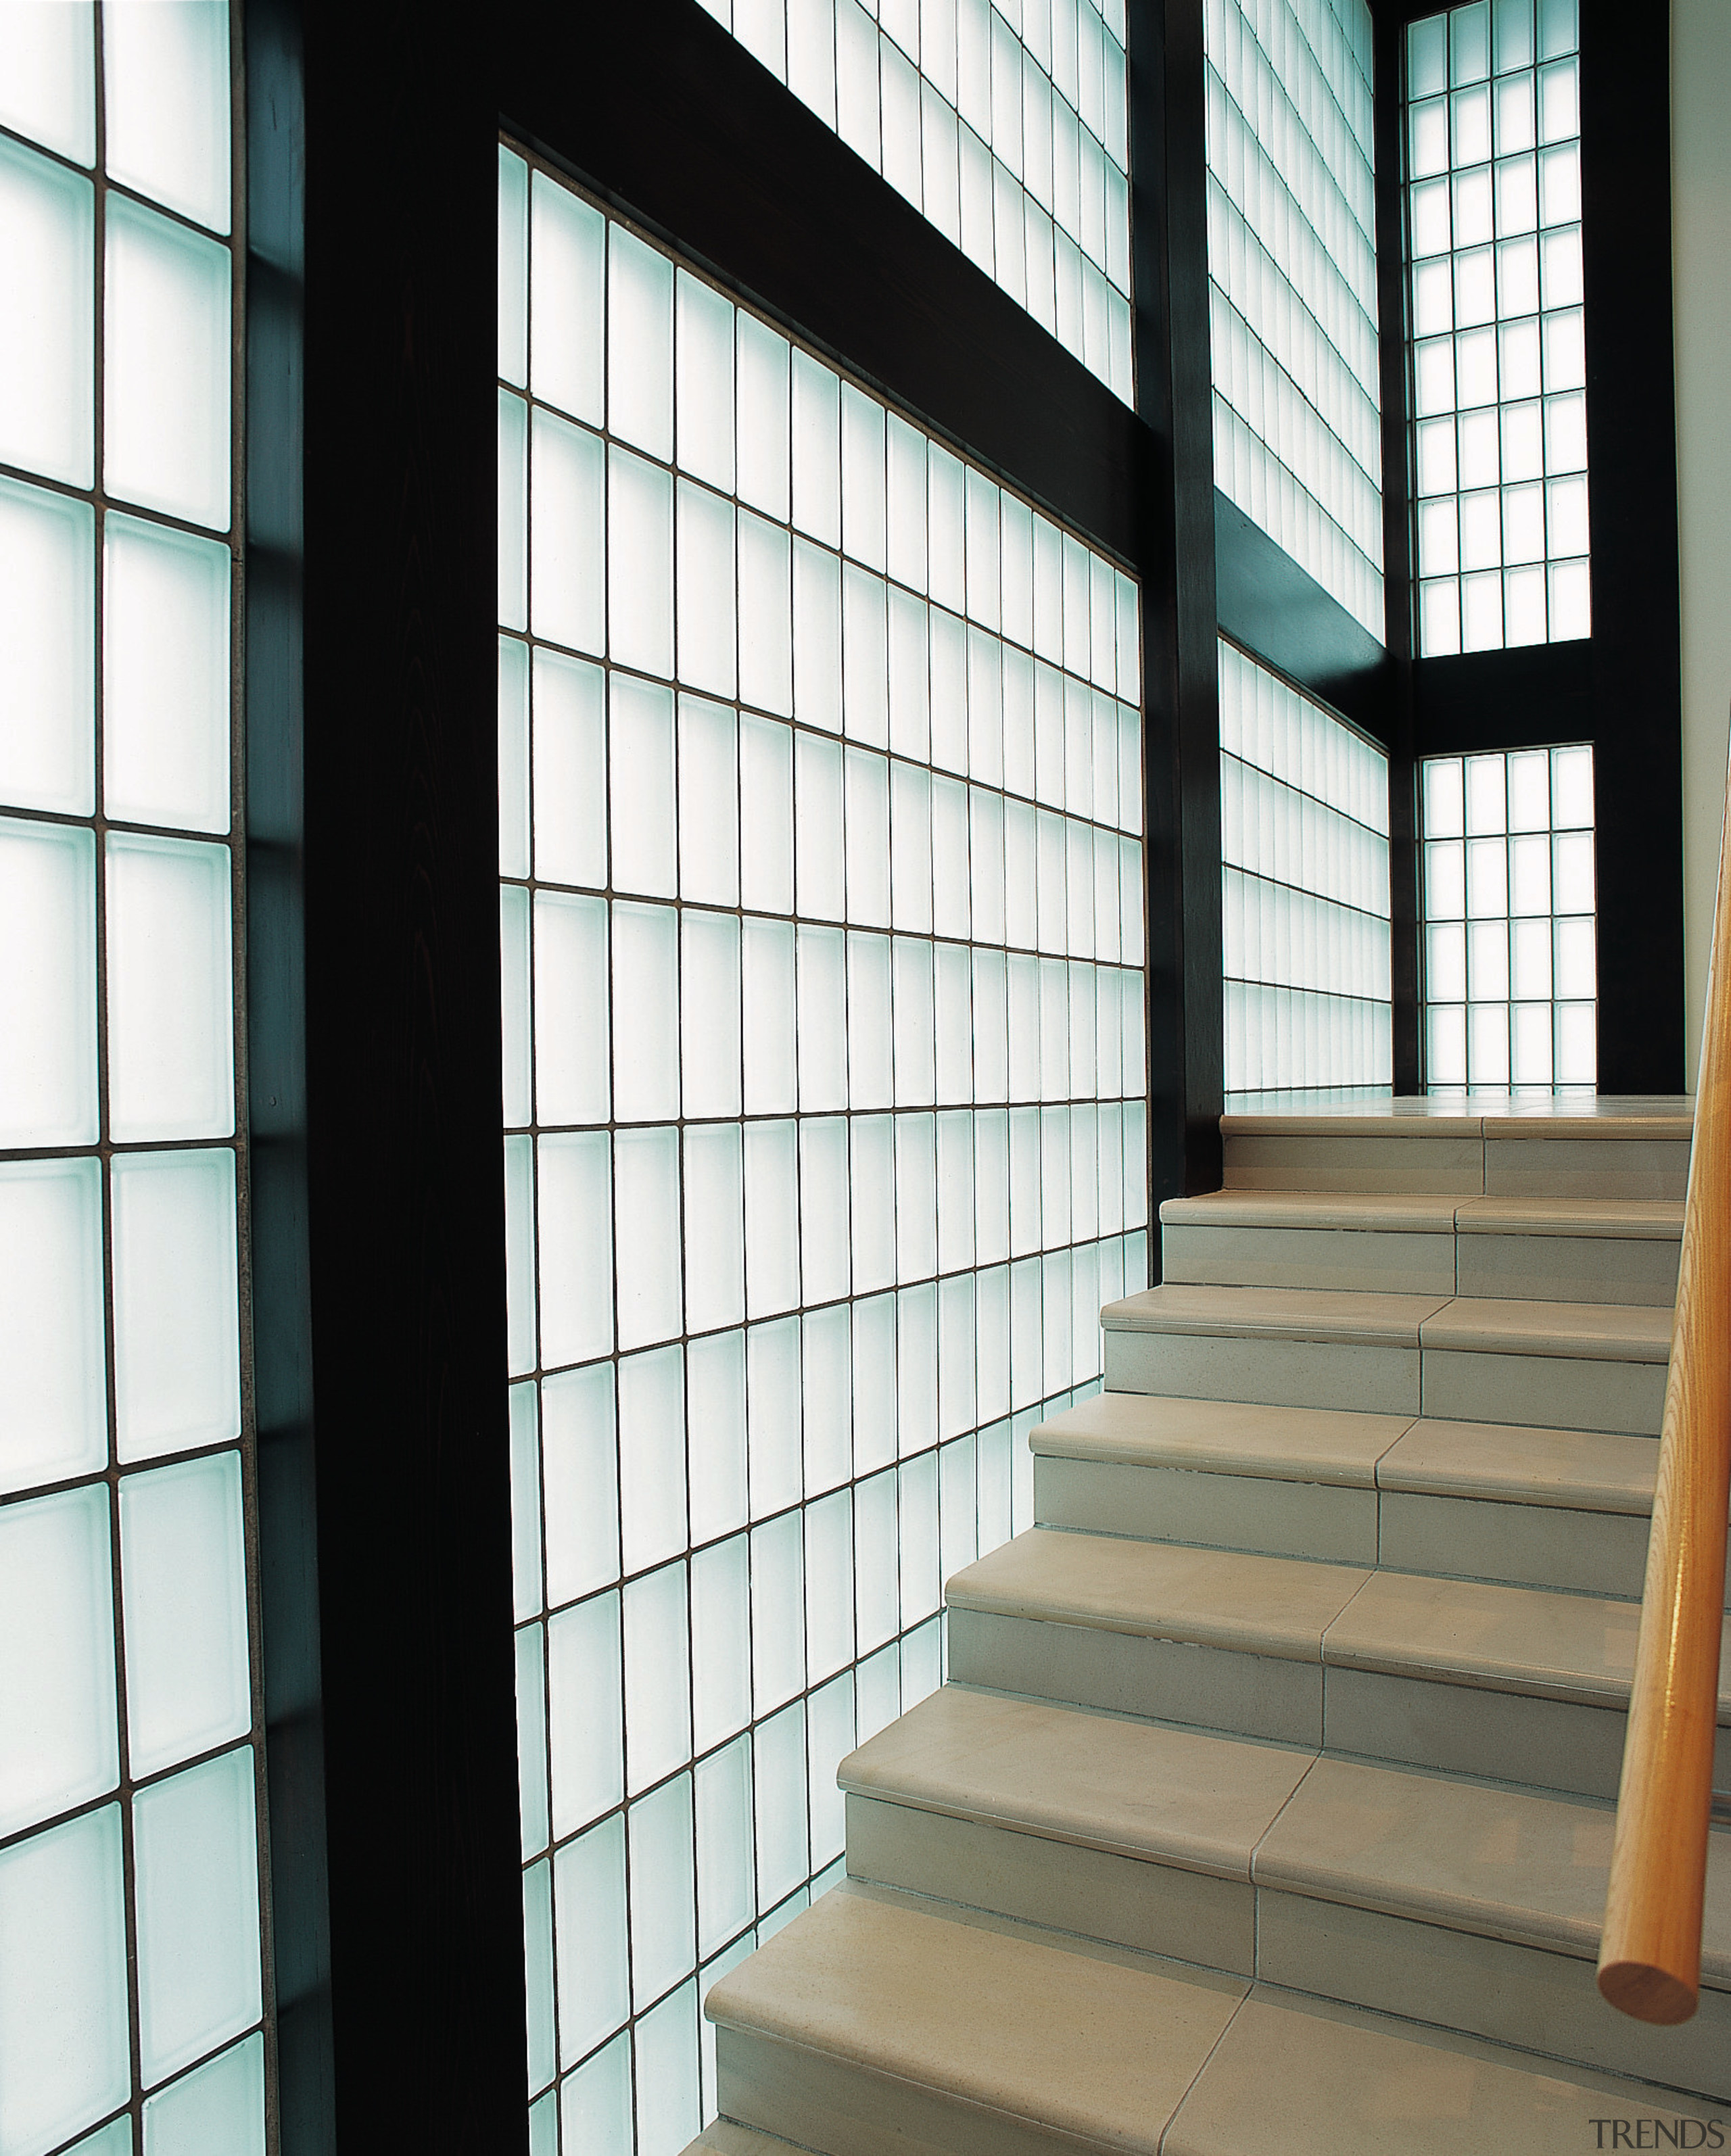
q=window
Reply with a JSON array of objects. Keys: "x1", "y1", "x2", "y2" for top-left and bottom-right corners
[
  {"x1": 1219, "y1": 640, "x2": 1391, "y2": 1099},
  {"x1": 1205, "y1": 0, "x2": 1383, "y2": 638},
  {"x1": 0, "y1": 8, "x2": 269, "y2": 2153},
  {"x1": 696, "y1": 0, "x2": 1134, "y2": 402},
  {"x1": 498, "y1": 145, "x2": 1147, "y2": 2150},
  {"x1": 1421, "y1": 744, "x2": 1595, "y2": 1090},
  {"x1": 1406, "y1": 0, "x2": 1590, "y2": 656}
]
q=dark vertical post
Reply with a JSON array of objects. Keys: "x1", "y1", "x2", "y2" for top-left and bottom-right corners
[
  {"x1": 1579, "y1": 0, "x2": 1684, "y2": 1093},
  {"x1": 1373, "y1": 6, "x2": 1423, "y2": 1095},
  {"x1": 1131, "y1": 0, "x2": 1225, "y2": 1214},
  {"x1": 247, "y1": 2, "x2": 530, "y2": 2148}
]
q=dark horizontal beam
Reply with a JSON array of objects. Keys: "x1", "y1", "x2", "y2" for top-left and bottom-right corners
[
  {"x1": 1413, "y1": 639, "x2": 1594, "y2": 757},
  {"x1": 498, "y1": 0, "x2": 1149, "y2": 569}
]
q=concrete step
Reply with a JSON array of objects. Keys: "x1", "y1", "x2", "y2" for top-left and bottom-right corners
[
  {"x1": 1030, "y1": 1395, "x2": 1731, "y2": 1601},
  {"x1": 700, "y1": 1882, "x2": 1730, "y2": 2154},
  {"x1": 838, "y1": 1685, "x2": 1731, "y2": 2099},
  {"x1": 1222, "y1": 1101, "x2": 1692, "y2": 1201},
  {"x1": 1101, "y1": 1284, "x2": 1672, "y2": 1434},
  {"x1": 1159, "y1": 1188, "x2": 1682, "y2": 1304},
  {"x1": 943, "y1": 1527, "x2": 1731, "y2": 1797}
]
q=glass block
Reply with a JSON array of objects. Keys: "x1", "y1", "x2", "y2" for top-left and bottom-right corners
[
  {"x1": 1553, "y1": 827, "x2": 1594, "y2": 913},
  {"x1": 101, "y1": 514, "x2": 230, "y2": 834},
  {"x1": 1469, "y1": 919, "x2": 1509, "y2": 1002},
  {"x1": 0, "y1": 138, "x2": 95, "y2": 488},
  {"x1": 0, "y1": 1482, "x2": 116, "y2": 1841},
  {"x1": 615, "y1": 1126, "x2": 684, "y2": 1349},
  {"x1": 791, "y1": 350, "x2": 841, "y2": 546},
  {"x1": 609, "y1": 225, "x2": 673, "y2": 458},
  {"x1": 611, "y1": 900, "x2": 680, "y2": 1120},
  {"x1": 524, "y1": 1858, "x2": 556, "y2": 2095},
  {"x1": 739, "y1": 512, "x2": 794, "y2": 719},
  {"x1": 678, "y1": 696, "x2": 740, "y2": 905},
  {"x1": 751, "y1": 1509, "x2": 806, "y2": 1712},
  {"x1": 105, "y1": 835, "x2": 233, "y2": 1142},
  {"x1": 754, "y1": 1700, "x2": 809, "y2": 1910},
  {"x1": 530, "y1": 171, "x2": 604, "y2": 424},
  {"x1": 0, "y1": 477, "x2": 94, "y2": 817},
  {"x1": 746, "y1": 1316, "x2": 803, "y2": 1520},
  {"x1": 680, "y1": 909, "x2": 742, "y2": 1123},
  {"x1": 118, "y1": 1452, "x2": 249, "y2": 1781},
  {"x1": 498, "y1": 393, "x2": 529, "y2": 633},
  {"x1": 560, "y1": 2029, "x2": 632, "y2": 2155},
  {"x1": 618, "y1": 1345, "x2": 688, "y2": 1576},
  {"x1": 529, "y1": 414, "x2": 605, "y2": 657},
  {"x1": 536, "y1": 1132, "x2": 614, "y2": 1371},
  {"x1": 676, "y1": 479, "x2": 737, "y2": 698},
  {"x1": 846, "y1": 748, "x2": 893, "y2": 926},
  {"x1": 133, "y1": 1747, "x2": 260, "y2": 2086},
  {"x1": 799, "y1": 1120, "x2": 852, "y2": 1310},
  {"x1": 686, "y1": 1329, "x2": 749, "y2": 1546},
  {"x1": 684, "y1": 1122, "x2": 746, "y2": 1337},
  {"x1": 555, "y1": 1813, "x2": 630, "y2": 2065},
  {"x1": 103, "y1": 0, "x2": 229, "y2": 230},
  {"x1": 695, "y1": 1734, "x2": 755, "y2": 1958},
  {"x1": 806, "y1": 1671, "x2": 855, "y2": 1871},
  {"x1": 676, "y1": 268, "x2": 736, "y2": 495},
  {"x1": 0, "y1": 0, "x2": 94, "y2": 162},
  {"x1": 504, "y1": 1135, "x2": 537, "y2": 1379},
  {"x1": 530, "y1": 891, "x2": 607, "y2": 1126},
  {"x1": 112, "y1": 1147, "x2": 241, "y2": 1462},
  {"x1": 0, "y1": 1806, "x2": 128, "y2": 2156},
  {"x1": 740, "y1": 715, "x2": 795, "y2": 913},
  {"x1": 624, "y1": 1562, "x2": 691, "y2": 1794},
  {"x1": 0, "y1": 1155, "x2": 105, "y2": 1493},
  {"x1": 509, "y1": 1384, "x2": 544, "y2": 1623},
  {"x1": 104, "y1": 195, "x2": 229, "y2": 529},
  {"x1": 540, "y1": 1363, "x2": 620, "y2": 1612},
  {"x1": 628, "y1": 1773, "x2": 696, "y2": 2009},
  {"x1": 636, "y1": 1981, "x2": 701, "y2": 2153},
  {"x1": 843, "y1": 565, "x2": 890, "y2": 746},
  {"x1": 0, "y1": 815, "x2": 98, "y2": 1147},
  {"x1": 737, "y1": 313, "x2": 792, "y2": 521},
  {"x1": 609, "y1": 446, "x2": 675, "y2": 679}
]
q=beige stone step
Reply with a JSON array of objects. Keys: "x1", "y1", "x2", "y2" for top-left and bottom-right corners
[
  {"x1": 943, "y1": 1527, "x2": 1731, "y2": 1795},
  {"x1": 1158, "y1": 1188, "x2": 1682, "y2": 1304},
  {"x1": 704, "y1": 1879, "x2": 1249, "y2": 2156},
  {"x1": 837, "y1": 1687, "x2": 1731, "y2": 2098},
  {"x1": 1032, "y1": 1397, "x2": 1728, "y2": 1600},
  {"x1": 1102, "y1": 1285, "x2": 1671, "y2": 1434}
]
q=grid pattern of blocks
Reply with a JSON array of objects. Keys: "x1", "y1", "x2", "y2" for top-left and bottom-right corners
[
  {"x1": 694, "y1": 0, "x2": 1134, "y2": 404},
  {"x1": 1406, "y1": 0, "x2": 1590, "y2": 656},
  {"x1": 1421, "y1": 744, "x2": 1594, "y2": 1091},
  {"x1": 0, "y1": 10, "x2": 270, "y2": 2156},
  {"x1": 1219, "y1": 640, "x2": 1392, "y2": 1097},
  {"x1": 498, "y1": 146, "x2": 1149, "y2": 2156},
  {"x1": 1205, "y1": 0, "x2": 1383, "y2": 640}
]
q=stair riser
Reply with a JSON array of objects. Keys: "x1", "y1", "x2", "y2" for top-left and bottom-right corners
[
  {"x1": 1035, "y1": 1458, "x2": 1724, "y2": 1602},
  {"x1": 1260, "y1": 1894, "x2": 1731, "y2": 2104},
  {"x1": 1103, "y1": 1333, "x2": 1667, "y2": 1436},
  {"x1": 1162, "y1": 1222, "x2": 1680, "y2": 1306},
  {"x1": 1224, "y1": 1132, "x2": 1690, "y2": 1201},
  {"x1": 951, "y1": 1612, "x2": 1731, "y2": 1798},
  {"x1": 713, "y1": 2028, "x2": 1131, "y2": 2156}
]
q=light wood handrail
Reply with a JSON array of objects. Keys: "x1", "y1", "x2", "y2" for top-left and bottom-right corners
[{"x1": 1598, "y1": 748, "x2": 1731, "y2": 2025}]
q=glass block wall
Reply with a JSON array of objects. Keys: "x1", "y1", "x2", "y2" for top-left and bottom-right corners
[
  {"x1": 499, "y1": 144, "x2": 1147, "y2": 2155},
  {"x1": 694, "y1": 0, "x2": 1133, "y2": 404},
  {"x1": 0, "y1": 9, "x2": 271, "y2": 2156},
  {"x1": 1406, "y1": 0, "x2": 1590, "y2": 655},
  {"x1": 1205, "y1": 0, "x2": 1383, "y2": 639},
  {"x1": 1421, "y1": 744, "x2": 1594, "y2": 1089},
  {"x1": 1220, "y1": 640, "x2": 1392, "y2": 1097}
]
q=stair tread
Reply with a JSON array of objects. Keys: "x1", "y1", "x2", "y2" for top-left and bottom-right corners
[
  {"x1": 1037, "y1": 1395, "x2": 1666, "y2": 1515},
  {"x1": 1103, "y1": 1283, "x2": 1673, "y2": 1360},
  {"x1": 840, "y1": 1684, "x2": 1312, "y2": 1879},
  {"x1": 1164, "y1": 1986, "x2": 1725, "y2": 2154},
  {"x1": 705, "y1": 1879, "x2": 1248, "y2": 2155},
  {"x1": 1220, "y1": 1096, "x2": 1693, "y2": 1140},
  {"x1": 840, "y1": 1687, "x2": 1731, "y2": 1983},
  {"x1": 947, "y1": 1527, "x2": 1370, "y2": 1660},
  {"x1": 947, "y1": 1528, "x2": 1731, "y2": 1717},
  {"x1": 1456, "y1": 1195, "x2": 1685, "y2": 1239},
  {"x1": 1159, "y1": 1189, "x2": 1684, "y2": 1239}
]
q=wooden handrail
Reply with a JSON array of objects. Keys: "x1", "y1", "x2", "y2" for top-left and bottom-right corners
[{"x1": 1597, "y1": 748, "x2": 1731, "y2": 2025}]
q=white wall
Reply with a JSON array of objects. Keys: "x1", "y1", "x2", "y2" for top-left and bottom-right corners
[{"x1": 1673, "y1": 0, "x2": 1731, "y2": 1086}]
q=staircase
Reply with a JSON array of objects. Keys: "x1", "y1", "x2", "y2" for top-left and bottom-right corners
[{"x1": 686, "y1": 1101, "x2": 1731, "y2": 2154}]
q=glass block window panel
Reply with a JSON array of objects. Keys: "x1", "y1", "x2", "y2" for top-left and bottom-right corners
[
  {"x1": 691, "y1": 0, "x2": 1133, "y2": 406},
  {"x1": 1406, "y1": 0, "x2": 1590, "y2": 654},
  {"x1": 500, "y1": 143, "x2": 1148, "y2": 2153},
  {"x1": 1420, "y1": 743, "x2": 1594, "y2": 1090},
  {"x1": 1205, "y1": 0, "x2": 1384, "y2": 638},
  {"x1": 1219, "y1": 640, "x2": 1392, "y2": 1097},
  {"x1": 0, "y1": 9, "x2": 270, "y2": 2155}
]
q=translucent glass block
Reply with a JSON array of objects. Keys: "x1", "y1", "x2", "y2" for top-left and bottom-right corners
[
  {"x1": 676, "y1": 480, "x2": 738, "y2": 699},
  {"x1": 898, "y1": 1448, "x2": 940, "y2": 1622},
  {"x1": 636, "y1": 1981, "x2": 701, "y2": 2153},
  {"x1": 139, "y1": 2037, "x2": 267, "y2": 2156},
  {"x1": 802, "y1": 1487, "x2": 855, "y2": 1681},
  {"x1": 806, "y1": 1670, "x2": 855, "y2": 1870},
  {"x1": 690, "y1": 1537, "x2": 751, "y2": 1756},
  {"x1": 618, "y1": 1345, "x2": 688, "y2": 1576},
  {"x1": 695, "y1": 1735, "x2": 755, "y2": 1957},
  {"x1": 500, "y1": 151, "x2": 529, "y2": 391},
  {"x1": 1556, "y1": 997, "x2": 1594, "y2": 1084},
  {"x1": 895, "y1": 1114, "x2": 939, "y2": 1284},
  {"x1": 893, "y1": 937, "x2": 937, "y2": 1107},
  {"x1": 102, "y1": 514, "x2": 230, "y2": 834},
  {"x1": 133, "y1": 1746, "x2": 260, "y2": 2086},
  {"x1": 676, "y1": 913, "x2": 740, "y2": 1125},
  {"x1": 897, "y1": 1280, "x2": 939, "y2": 1459},
  {"x1": 539, "y1": 1365, "x2": 620, "y2": 1612},
  {"x1": 535, "y1": 1132, "x2": 614, "y2": 1370},
  {"x1": 611, "y1": 900, "x2": 680, "y2": 1120},
  {"x1": 499, "y1": 393, "x2": 528, "y2": 633},
  {"x1": 628, "y1": 1773, "x2": 696, "y2": 2009},
  {"x1": 853, "y1": 1466, "x2": 899, "y2": 1650},
  {"x1": 687, "y1": 1329, "x2": 749, "y2": 1548},
  {"x1": 683, "y1": 1122, "x2": 746, "y2": 1337},
  {"x1": 0, "y1": 1483, "x2": 115, "y2": 1841},
  {"x1": 843, "y1": 567, "x2": 890, "y2": 748},
  {"x1": 105, "y1": 195, "x2": 230, "y2": 529},
  {"x1": 1553, "y1": 827, "x2": 1594, "y2": 913},
  {"x1": 795, "y1": 733, "x2": 845, "y2": 923},
  {"x1": 529, "y1": 891, "x2": 606, "y2": 1126},
  {"x1": 609, "y1": 446, "x2": 675, "y2": 679},
  {"x1": 751, "y1": 1510, "x2": 806, "y2": 1712},
  {"x1": 105, "y1": 835, "x2": 234, "y2": 1141},
  {"x1": 739, "y1": 512, "x2": 794, "y2": 719},
  {"x1": 792, "y1": 350, "x2": 842, "y2": 546},
  {"x1": 530, "y1": 413, "x2": 604, "y2": 657},
  {"x1": 0, "y1": 815, "x2": 97, "y2": 1145},
  {"x1": 521, "y1": 1624, "x2": 550, "y2": 1852},
  {"x1": 737, "y1": 314, "x2": 792, "y2": 521},
  {"x1": 0, "y1": 477, "x2": 94, "y2": 817},
  {"x1": 118, "y1": 1452, "x2": 249, "y2": 1781},
  {"x1": 799, "y1": 1121, "x2": 851, "y2": 1313},
  {"x1": 846, "y1": 748, "x2": 892, "y2": 926},
  {"x1": 849, "y1": 1116, "x2": 897, "y2": 1296},
  {"x1": 0, "y1": 0, "x2": 94, "y2": 162},
  {"x1": 0, "y1": 137, "x2": 94, "y2": 487},
  {"x1": 508, "y1": 1384, "x2": 544, "y2": 1625},
  {"x1": 112, "y1": 1147, "x2": 241, "y2": 1462},
  {"x1": 103, "y1": 0, "x2": 229, "y2": 231},
  {"x1": 754, "y1": 1700, "x2": 809, "y2": 1911},
  {"x1": 523, "y1": 1855, "x2": 556, "y2": 2094},
  {"x1": 0, "y1": 1155, "x2": 105, "y2": 1493},
  {"x1": 747, "y1": 1317, "x2": 803, "y2": 1519},
  {"x1": 560, "y1": 2029, "x2": 632, "y2": 2155},
  {"x1": 624, "y1": 1562, "x2": 692, "y2": 1794},
  {"x1": 554, "y1": 1813, "x2": 629, "y2": 2063},
  {"x1": 609, "y1": 225, "x2": 673, "y2": 459},
  {"x1": 615, "y1": 1126, "x2": 684, "y2": 1351},
  {"x1": 744, "y1": 1118, "x2": 800, "y2": 1318},
  {"x1": 676, "y1": 270, "x2": 736, "y2": 495},
  {"x1": 504, "y1": 1136, "x2": 537, "y2": 1378},
  {"x1": 1469, "y1": 919, "x2": 1510, "y2": 1003},
  {"x1": 0, "y1": 1805, "x2": 128, "y2": 2154},
  {"x1": 70, "y1": 2120, "x2": 134, "y2": 2156},
  {"x1": 740, "y1": 716, "x2": 795, "y2": 913}
]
